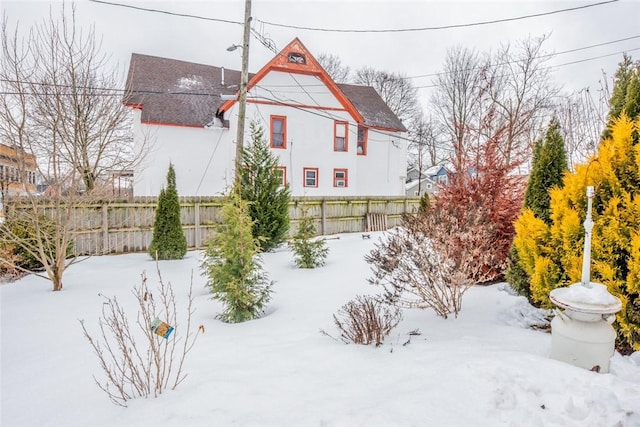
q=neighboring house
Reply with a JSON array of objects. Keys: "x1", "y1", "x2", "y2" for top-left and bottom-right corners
[
  {"x1": 0, "y1": 143, "x2": 37, "y2": 195},
  {"x1": 125, "y1": 38, "x2": 408, "y2": 197},
  {"x1": 404, "y1": 164, "x2": 450, "y2": 197}
]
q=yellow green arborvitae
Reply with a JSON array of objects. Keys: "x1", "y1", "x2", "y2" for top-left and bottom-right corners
[{"x1": 513, "y1": 115, "x2": 640, "y2": 350}]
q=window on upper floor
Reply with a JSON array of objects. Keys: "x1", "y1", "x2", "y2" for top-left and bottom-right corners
[
  {"x1": 271, "y1": 116, "x2": 287, "y2": 149},
  {"x1": 303, "y1": 168, "x2": 318, "y2": 188},
  {"x1": 333, "y1": 168, "x2": 348, "y2": 188},
  {"x1": 357, "y1": 126, "x2": 368, "y2": 155},
  {"x1": 334, "y1": 121, "x2": 348, "y2": 152}
]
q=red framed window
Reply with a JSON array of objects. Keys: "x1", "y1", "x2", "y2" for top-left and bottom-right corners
[
  {"x1": 333, "y1": 168, "x2": 348, "y2": 188},
  {"x1": 334, "y1": 121, "x2": 348, "y2": 152},
  {"x1": 271, "y1": 116, "x2": 287, "y2": 149},
  {"x1": 357, "y1": 126, "x2": 368, "y2": 155},
  {"x1": 274, "y1": 166, "x2": 286, "y2": 187},
  {"x1": 303, "y1": 168, "x2": 318, "y2": 188}
]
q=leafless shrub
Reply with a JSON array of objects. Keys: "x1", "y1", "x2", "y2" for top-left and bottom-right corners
[
  {"x1": 366, "y1": 208, "x2": 493, "y2": 319},
  {"x1": 79, "y1": 265, "x2": 202, "y2": 407},
  {"x1": 323, "y1": 295, "x2": 402, "y2": 346}
]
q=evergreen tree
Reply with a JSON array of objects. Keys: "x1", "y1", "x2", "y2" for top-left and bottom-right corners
[
  {"x1": 604, "y1": 54, "x2": 640, "y2": 139},
  {"x1": 523, "y1": 118, "x2": 568, "y2": 225},
  {"x1": 201, "y1": 183, "x2": 273, "y2": 323},
  {"x1": 148, "y1": 164, "x2": 187, "y2": 260},
  {"x1": 513, "y1": 115, "x2": 640, "y2": 351},
  {"x1": 291, "y1": 210, "x2": 329, "y2": 268},
  {"x1": 240, "y1": 120, "x2": 291, "y2": 252},
  {"x1": 508, "y1": 118, "x2": 567, "y2": 299},
  {"x1": 418, "y1": 192, "x2": 430, "y2": 214}
]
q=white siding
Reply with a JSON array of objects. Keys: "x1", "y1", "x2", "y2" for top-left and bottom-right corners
[
  {"x1": 133, "y1": 110, "x2": 234, "y2": 197},
  {"x1": 132, "y1": 71, "x2": 408, "y2": 197}
]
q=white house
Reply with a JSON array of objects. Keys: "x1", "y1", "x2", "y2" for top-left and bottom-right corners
[{"x1": 125, "y1": 38, "x2": 408, "y2": 197}]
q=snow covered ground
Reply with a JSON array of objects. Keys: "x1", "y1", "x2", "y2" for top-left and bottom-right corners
[{"x1": 1, "y1": 231, "x2": 639, "y2": 427}]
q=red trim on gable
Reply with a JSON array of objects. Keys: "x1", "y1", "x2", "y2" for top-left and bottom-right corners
[
  {"x1": 125, "y1": 103, "x2": 143, "y2": 110},
  {"x1": 219, "y1": 38, "x2": 364, "y2": 124}
]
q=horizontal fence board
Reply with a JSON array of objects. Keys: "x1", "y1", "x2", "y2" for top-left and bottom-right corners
[{"x1": 10, "y1": 196, "x2": 420, "y2": 255}]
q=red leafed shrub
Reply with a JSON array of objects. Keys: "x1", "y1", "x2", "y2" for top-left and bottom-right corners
[{"x1": 437, "y1": 130, "x2": 526, "y2": 282}]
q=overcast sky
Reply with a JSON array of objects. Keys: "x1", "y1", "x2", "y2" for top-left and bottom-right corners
[{"x1": 3, "y1": 0, "x2": 639, "y2": 111}]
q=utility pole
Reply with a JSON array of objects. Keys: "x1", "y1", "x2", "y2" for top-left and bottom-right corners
[{"x1": 235, "y1": 0, "x2": 252, "y2": 180}]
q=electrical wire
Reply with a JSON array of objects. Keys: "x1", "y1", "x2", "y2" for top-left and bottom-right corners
[
  {"x1": 408, "y1": 34, "x2": 640, "y2": 80},
  {"x1": 413, "y1": 46, "x2": 640, "y2": 89},
  {"x1": 87, "y1": 0, "x2": 243, "y2": 25},
  {"x1": 195, "y1": 127, "x2": 226, "y2": 195},
  {"x1": 256, "y1": 1, "x2": 618, "y2": 33},
  {"x1": 2, "y1": 42, "x2": 637, "y2": 97}
]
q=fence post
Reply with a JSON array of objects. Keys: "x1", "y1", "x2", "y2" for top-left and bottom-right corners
[
  {"x1": 194, "y1": 202, "x2": 201, "y2": 249},
  {"x1": 101, "y1": 204, "x2": 109, "y2": 254},
  {"x1": 321, "y1": 198, "x2": 327, "y2": 236}
]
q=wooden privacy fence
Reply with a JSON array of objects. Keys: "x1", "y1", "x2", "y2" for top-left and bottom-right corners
[{"x1": 60, "y1": 196, "x2": 421, "y2": 255}]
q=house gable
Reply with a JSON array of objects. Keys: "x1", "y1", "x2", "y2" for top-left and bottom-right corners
[{"x1": 218, "y1": 38, "x2": 364, "y2": 124}]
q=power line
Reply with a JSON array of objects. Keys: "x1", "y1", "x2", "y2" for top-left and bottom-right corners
[
  {"x1": 408, "y1": 34, "x2": 640, "y2": 80},
  {"x1": 413, "y1": 46, "x2": 640, "y2": 89},
  {"x1": 87, "y1": 0, "x2": 243, "y2": 25},
  {"x1": 256, "y1": 0, "x2": 618, "y2": 33},
  {"x1": 2, "y1": 44, "x2": 637, "y2": 96}
]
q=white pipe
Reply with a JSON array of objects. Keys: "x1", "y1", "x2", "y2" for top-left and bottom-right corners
[{"x1": 581, "y1": 186, "x2": 595, "y2": 287}]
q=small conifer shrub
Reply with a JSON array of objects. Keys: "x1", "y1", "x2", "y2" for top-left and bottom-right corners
[
  {"x1": 148, "y1": 164, "x2": 187, "y2": 260},
  {"x1": 201, "y1": 185, "x2": 273, "y2": 323},
  {"x1": 291, "y1": 210, "x2": 328, "y2": 268}
]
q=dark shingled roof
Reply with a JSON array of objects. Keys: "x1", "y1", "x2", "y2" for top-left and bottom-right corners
[
  {"x1": 338, "y1": 84, "x2": 407, "y2": 132},
  {"x1": 125, "y1": 53, "x2": 406, "y2": 132},
  {"x1": 125, "y1": 53, "x2": 242, "y2": 127}
]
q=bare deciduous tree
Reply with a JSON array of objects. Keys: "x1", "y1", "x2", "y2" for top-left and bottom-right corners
[
  {"x1": 554, "y1": 85, "x2": 609, "y2": 170},
  {"x1": 482, "y1": 34, "x2": 558, "y2": 165},
  {"x1": 407, "y1": 115, "x2": 445, "y2": 192},
  {"x1": 0, "y1": 5, "x2": 147, "y2": 290},
  {"x1": 353, "y1": 66, "x2": 421, "y2": 126},
  {"x1": 431, "y1": 46, "x2": 486, "y2": 169},
  {"x1": 431, "y1": 36, "x2": 557, "y2": 169},
  {"x1": 317, "y1": 52, "x2": 351, "y2": 83}
]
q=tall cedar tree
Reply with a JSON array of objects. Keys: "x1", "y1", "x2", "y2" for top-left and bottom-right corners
[
  {"x1": 513, "y1": 115, "x2": 640, "y2": 352},
  {"x1": 523, "y1": 118, "x2": 568, "y2": 224},
  {"x1": 435, "y1": 128, "x2": 525, "y2": 282},
  {"x1": 291, "y1": 210, "x2": 329, "y2": 268},
  {"x1": 201, "y1": 183, "x2": 273, "y2": 323},
  {"x1": 507, "y1": 119, "x2": 568, "y2": 298},
  {"x1": 605, "y1": 54, "x2": 639, "y2": 136},
  {"x1": 240, "y1": 121, "x2": 291, "y2": 252},
  {"x1": 148, "y1": 164, "x2": 187, "y2": 260}
]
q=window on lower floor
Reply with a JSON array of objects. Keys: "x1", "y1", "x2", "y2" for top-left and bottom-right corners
[
  {"x1": 303, "y1": 168, "x2": 318, "y2": 188},
  {"x1": 357, "y1": 126, "x2": 367, "y2": 155},
  {"x1": 274, "y1": 166, "x2": 286, "y2": 187},
  {"x1": 333, "y1": 168, "x2": 348, "y2": 187}
]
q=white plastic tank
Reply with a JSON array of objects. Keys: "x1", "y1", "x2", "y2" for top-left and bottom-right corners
[{"x1": 550, "y1": 282, "x2": 621, "y2": 373}]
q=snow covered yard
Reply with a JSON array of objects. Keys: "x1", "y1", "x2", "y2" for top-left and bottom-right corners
[{"x1": 1, "y1": 231, "x2": 639, "y2": 427}]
